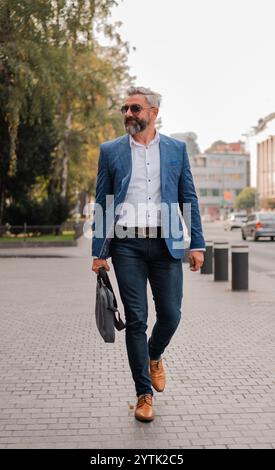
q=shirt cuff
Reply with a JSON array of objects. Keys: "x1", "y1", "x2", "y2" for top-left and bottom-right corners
[{"x1": 189, "y1": 248, "x2": 206, "y2": 252}]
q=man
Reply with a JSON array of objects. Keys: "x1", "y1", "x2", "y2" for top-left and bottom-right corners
[{"x1": 92, "y1": 86, "x2": 205, "y2": 422}]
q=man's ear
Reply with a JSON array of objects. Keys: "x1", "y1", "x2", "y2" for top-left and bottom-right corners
[{"x1": 152, "y1": 107, "x2": 159, "y2": 120}]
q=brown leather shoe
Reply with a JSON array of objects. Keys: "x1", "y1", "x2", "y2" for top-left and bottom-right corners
[
  {"x1": 135, "y1": 394, "x2": 155, "y2": 422},
  {"x1": 150, "y1": 359, "x2": 166, "y2": 392}
]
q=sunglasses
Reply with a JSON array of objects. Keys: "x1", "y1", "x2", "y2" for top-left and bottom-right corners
[{"x1": 120, "y1": 104, "x2": 154, "y2": 115}]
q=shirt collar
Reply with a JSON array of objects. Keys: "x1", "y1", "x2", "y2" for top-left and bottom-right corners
[{"x1": 129, "y1": 130, "x2": 160, "y2": 148}]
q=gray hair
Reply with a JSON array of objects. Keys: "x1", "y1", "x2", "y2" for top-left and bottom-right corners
[{"x1": 126, "y1": 86, "x2": 161, "y2": 108}]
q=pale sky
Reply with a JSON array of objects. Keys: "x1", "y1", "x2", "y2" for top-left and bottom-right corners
[{"x1": 108, "y1": 0, "x2": 275, "y2": 151}]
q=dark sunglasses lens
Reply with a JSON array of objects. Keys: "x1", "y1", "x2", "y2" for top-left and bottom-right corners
[
  {"x1": 121, "y1": 105, "x2": 129, "y2": 114},
  {"x1": 121, "y1": 104, "x2": 142, "y2": 114},
  {"x1": 131, "y1": 105, "x2": 142, "y2": 113}
]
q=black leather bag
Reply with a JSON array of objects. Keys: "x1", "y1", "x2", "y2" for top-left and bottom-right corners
[{"x1": 95, "y1": 267, "x2": 125, "y2": 343}]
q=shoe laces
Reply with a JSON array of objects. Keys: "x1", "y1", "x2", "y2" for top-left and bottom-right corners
[
  {"x1": 151, "y1": 359, "x2": 162, "y2": 370},
  {"x1": 137, "y1": 394, "x2": 152, "y2": 407}
]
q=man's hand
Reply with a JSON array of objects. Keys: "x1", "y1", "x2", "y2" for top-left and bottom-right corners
[
  {"x1": 92, "y1": 258, "x2": 110, "y2": 275},
  {"x1": 188, "y1": 251, "x2": 204, "y2": 272}
]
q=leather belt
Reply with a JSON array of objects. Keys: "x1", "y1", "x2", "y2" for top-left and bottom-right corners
[{"x1": 115, "y1": 226, "x2": 163, "y2": 238}]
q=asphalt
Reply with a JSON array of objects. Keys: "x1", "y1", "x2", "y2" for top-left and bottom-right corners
[{"x1": 203, "y1": 220, "x2": 275, "y2": 277}]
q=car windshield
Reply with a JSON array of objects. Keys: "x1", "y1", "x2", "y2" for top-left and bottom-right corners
[
  {"x1": 235, "y1": 215, "x2": 247, "y2": 219},
  {"x1": 259, "y1": 213, "x2": 275, "y2": 221}
]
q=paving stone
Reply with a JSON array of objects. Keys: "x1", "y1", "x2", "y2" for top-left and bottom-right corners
[{"x1": 0, "y1": 236, "x2": 274, "y2": 448}]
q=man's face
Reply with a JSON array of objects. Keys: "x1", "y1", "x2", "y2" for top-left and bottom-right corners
[{"x1": 122, "y1": 95, "x2": 156, "y2": 135}]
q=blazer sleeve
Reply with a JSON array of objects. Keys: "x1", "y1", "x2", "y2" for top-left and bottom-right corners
[{"x1": 178, "y1": 143, "x2": 205, "y2": 250}]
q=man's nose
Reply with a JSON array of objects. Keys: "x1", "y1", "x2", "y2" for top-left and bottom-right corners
[{"x1": 125, "y1": 107, "x2": 133, "y2": 117}]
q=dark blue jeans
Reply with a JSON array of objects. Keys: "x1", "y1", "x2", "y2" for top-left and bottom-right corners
[{"x1": 110, "y1": 235, "x2": 183, "y2": 397}]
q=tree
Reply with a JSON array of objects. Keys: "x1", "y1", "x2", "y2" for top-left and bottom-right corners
[
  {"x1": 261, "y1": 197, "x2": 275, "y2": 210},
  {"x1": 0, "y1": 0, "x2": 133, "y2": 224},
  {"x1": 234, "y1": 187, "x2": 257, "y2": 211}
]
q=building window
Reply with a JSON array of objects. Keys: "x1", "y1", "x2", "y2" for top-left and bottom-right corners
[
  {"x1": 212, "y1": 189, "x2": 220, "y2": 196},
  {"x1": 209, "y1": 158, "x2": 221, "y2": 166},
  {"x1": 224, "y1": 158, "x2": 235, "y2": 167},
  {"x1": 199, "y1": 189, "x2": 208, "y2": 197},
  {"x1": 226, "y1": 173, "x2": 242, "y2": 182},
  {"x1": 194, "y1": 156, "x2": 207, "y2": 167}
]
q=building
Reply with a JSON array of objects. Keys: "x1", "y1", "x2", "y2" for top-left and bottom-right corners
[
  {"x1": 245, "y1": 113, "x2": 275, "y2": 208},
  {"x1": 172, "y1": 134, "x2": 250, "y2": 219},
  {"x1": 170, "y1": 132, "x2": 201, "y2": 162}
]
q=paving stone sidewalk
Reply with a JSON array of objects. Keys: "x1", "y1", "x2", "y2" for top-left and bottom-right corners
[{"x1": 0, "y1": 237, "x2": 274, "y2": 449}]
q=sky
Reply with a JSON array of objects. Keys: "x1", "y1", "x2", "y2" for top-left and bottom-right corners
[{"x1": 107, "y1": 0, "x2": 275, "y2": 152}]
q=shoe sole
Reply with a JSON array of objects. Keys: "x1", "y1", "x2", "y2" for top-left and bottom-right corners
[
  {"x1": 135, "y1": 413, "x2": 155, "y2": 422},
  {"x1": 152, "y1": 384, "x2": 165, "y2": 392}
]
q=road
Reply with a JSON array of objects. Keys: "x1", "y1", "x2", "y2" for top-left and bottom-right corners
[{"x1": 202, "y1": 221, "x2": 275, "y2": 278}]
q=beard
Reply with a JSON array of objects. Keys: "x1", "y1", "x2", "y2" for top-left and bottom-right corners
[{"x1": 124, "y1": 117, "x2": 149, "y2": 135}]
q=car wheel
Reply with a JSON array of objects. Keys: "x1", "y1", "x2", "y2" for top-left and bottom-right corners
[
  {"x1": 242, "y1": 231, "x2": 246, "y2": 240},
  {"x1": 271, "y1": 236, "x2": 275, "y2": 241},
  {"x1": 253, "y1": 232, "x2": 258, "y2": 241}
]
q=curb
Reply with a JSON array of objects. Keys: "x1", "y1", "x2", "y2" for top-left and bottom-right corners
[{"x1": 0, "y1": 240, "x2": 77, "y2": 248}]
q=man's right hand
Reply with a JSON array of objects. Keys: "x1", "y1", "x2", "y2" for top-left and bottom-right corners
[{"x1": 92, "y1": 258, "x2": 110, "y2": 275}]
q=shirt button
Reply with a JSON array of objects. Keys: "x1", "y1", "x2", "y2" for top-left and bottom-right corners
[
  {"x1": 148, "y1": 179, "x2": 151, "y2": 182},
  {"x1": 148, "y1": 197, "x2": 151, "y2": 200}
]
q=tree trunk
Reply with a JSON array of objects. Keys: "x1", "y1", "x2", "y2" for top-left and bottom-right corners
[{"x1": 60, "y1": 111, "x2": 72, "y2": 200}]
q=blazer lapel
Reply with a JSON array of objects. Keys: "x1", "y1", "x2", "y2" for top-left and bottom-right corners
[
  {"x1": 159, "y1": 134, "x2": 169, "y2": 194},
  {"x1": 117, "y1": 134, "x2": 132, "y2": 178}
]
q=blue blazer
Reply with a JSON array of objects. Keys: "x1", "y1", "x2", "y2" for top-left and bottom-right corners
[{"x1": 92, "y1": 133, "x2": 205, "y2": 259}]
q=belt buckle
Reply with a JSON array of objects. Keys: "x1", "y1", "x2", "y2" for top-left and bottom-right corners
[{"x1": 141, "y1": 226, "x2": 147, "y2": 238}]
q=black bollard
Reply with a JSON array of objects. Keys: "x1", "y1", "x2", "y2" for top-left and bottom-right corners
[
  {"x1": 201, "y1": 241, "x2": 213, "y2": 274},
  {"x1": 231, "y1": 245, "x2": 249, "y2": 291},
  {"x1": 214, "y1": 242, "x2": 229, "y2": 281}
]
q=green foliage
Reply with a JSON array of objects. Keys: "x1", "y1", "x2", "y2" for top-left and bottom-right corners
[
  {"x1": 234, "y1": 187, "x2": 257, "y2": 210},
  {"x1": 4, "y1": 193, "x2": 70, "y2": 225}
]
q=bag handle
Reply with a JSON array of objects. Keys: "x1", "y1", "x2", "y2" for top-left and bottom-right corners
[
  {"x1": 98, "y1": 267, "x2": 117, "y2": 308},
  {"x1": 97, "y1": 267, "x2": 125, "y2": 331}
]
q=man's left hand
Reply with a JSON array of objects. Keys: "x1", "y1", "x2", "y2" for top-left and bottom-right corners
[{"x1": 188, "y1": 251, "x2": 204, "y2": 272}]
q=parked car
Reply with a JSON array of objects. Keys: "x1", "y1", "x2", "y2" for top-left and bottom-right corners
[
  {"x1": 241, "y1": 212, "x2": 275, "y2": 241},
  {"x1": 224, "y1": 212, "x2": 248, "y2": 231}
]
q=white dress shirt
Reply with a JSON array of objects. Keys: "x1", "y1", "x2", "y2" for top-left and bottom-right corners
[{"x1": 117, "y1": 131, "x2": 162, "y2": 227}]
